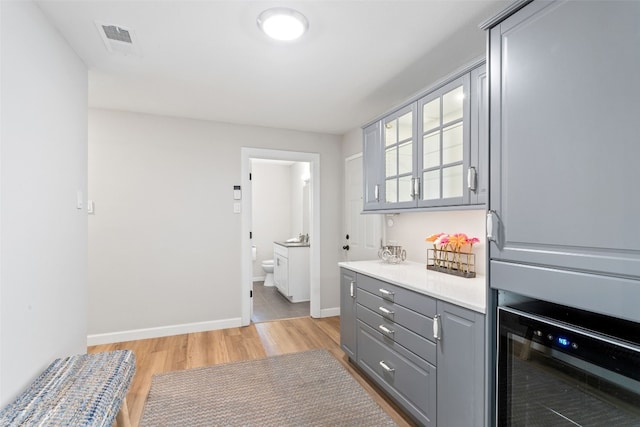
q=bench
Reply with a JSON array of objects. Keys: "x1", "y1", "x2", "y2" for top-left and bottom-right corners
[{"x1": 0, "y1": 350, "x2": 136, "y2": 427}]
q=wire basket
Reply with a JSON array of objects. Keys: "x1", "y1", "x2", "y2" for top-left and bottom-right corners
[{"x1": 427, "y1": 248, "x2": 476, "y2": 278}]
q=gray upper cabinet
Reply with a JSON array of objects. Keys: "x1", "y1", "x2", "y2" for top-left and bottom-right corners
[
  {"x1": 417, "y1": 75, "x2": 470, "y2": 207},
  {"x1": 487, "y1": 1, "x2": 640, "y2": 302},
  {"x1": 382, "y1": 103, "x2": 418, "y2": 209},
  {"x1": 469, "y1": 65, "x2": 487, "y2": 205},
  {"x1": 363, "y1": 121, "x2": 383, "y2": 211},
  {"x1": 363, "y1": 64, "x2": 486, "y2": 212}
]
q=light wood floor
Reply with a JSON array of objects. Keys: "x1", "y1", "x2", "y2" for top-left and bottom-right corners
[{"x1": 89, "y1": 316, "x2": 416, "y2": 427}]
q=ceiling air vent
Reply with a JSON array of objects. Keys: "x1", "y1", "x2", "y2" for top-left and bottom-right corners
[
  {"x1": 102, "y1": 25, "x2": 132, "y2": 43},
  {"x1": 95, "y1": 21, "x2": 140, "y2": 56}
]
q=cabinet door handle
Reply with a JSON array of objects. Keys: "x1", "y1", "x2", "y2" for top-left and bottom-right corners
[
  {"x1": 487, "y1": 210, "x2": 498, "y2": 243},
  {"x1": 350, "y1": 281, "x2": 355, "y2": 298},
  {"x1": 433, "y1": 314, "x2": 441, "y2": 341},
  {"x1": 379, "y1": 360, "x2": 395, "y2": 373},
  {"x1": 374, "y1": 184, "x2": 380, "y2": 202},
  {"x1": 378, "y1": 324, "x2": 395, "y2": 336},
  {"x1": 379, "y1": 306, "x2": 395, "y2": 316},
  {"x1": 414, "y1": 177, "x2": 421, "y2": 200},
  {"x1": 468, "y1": 167, "x2": 477, "y2": 192}
]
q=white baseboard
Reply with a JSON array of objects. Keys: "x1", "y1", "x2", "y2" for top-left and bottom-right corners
[
  {"x1": 320, "y1": 307, "x2": 340, "y2": 318},
  {"x1": 253, "y1": 275, "x2": 266, "y2": 282},
  {"x1": 87, "y1": 317, "x2": 243, "y2": 346}
]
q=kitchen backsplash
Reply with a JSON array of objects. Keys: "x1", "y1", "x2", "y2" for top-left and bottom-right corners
[{"x1": 384, "y1": 209, "x2": 487, "y2": 276}]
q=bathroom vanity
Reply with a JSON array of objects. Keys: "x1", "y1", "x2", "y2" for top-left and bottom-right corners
[
  {"x1": 339, "y1": 260, "x2": 486, "y2": 426},
  {"x1": 273, "y1": 242, "x2": 310, "y2": 303}
]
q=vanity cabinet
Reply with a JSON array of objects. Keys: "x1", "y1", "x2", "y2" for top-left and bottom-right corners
[
  {"x1": 273, "y1": 243, "x2": 310, "y2": 303},
  {"x1": 362, "y1": 63, "x2": 487, "y2": 212},
  {"x1": 340, "y1": 270, "x2": 485, "y2": 426},
  {"x1": 485, "y1": 1, "x2": 640, "y2": 317}
]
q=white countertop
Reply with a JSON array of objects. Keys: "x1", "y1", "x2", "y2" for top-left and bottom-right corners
[
  {"x1": 275, "y1": 241, "x2": 310, "y2": 248},
  {"x1": 338, "y1": 260, "x2": 486, "y2": 314}
]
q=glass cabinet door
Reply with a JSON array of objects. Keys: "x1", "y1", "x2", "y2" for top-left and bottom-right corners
[
  {"x1": 417, "y1": 75, "x2": 470, "y2": 207},
  {"x1": 383, "y1": 103, "x2": 416, "y2": 207}
]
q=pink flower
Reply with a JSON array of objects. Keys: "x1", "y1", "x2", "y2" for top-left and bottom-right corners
[{"x1": 435, "y1": 234, "x2": 450, "y2": 246}]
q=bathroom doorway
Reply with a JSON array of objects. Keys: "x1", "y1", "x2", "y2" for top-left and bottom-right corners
[
  {"x1": 240, "y1": 148, "x2": 321, "y2": 326},
  {"x1": 250, "y1": 159, "x2": 311, "y2": 322}
]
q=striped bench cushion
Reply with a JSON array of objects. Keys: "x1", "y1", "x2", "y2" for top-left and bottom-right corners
[{"x1": 0, "y1": 350, "x2": 135, "y2": 426}]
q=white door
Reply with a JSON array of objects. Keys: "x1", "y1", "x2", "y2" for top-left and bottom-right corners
[{"x1": 344, "y1": 154, "x2": 383, "y2": 261}]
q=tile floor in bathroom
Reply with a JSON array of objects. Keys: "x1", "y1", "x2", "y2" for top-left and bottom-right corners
[{"x1": 251, "y1": 281, "x2": 310, "y2": 323}]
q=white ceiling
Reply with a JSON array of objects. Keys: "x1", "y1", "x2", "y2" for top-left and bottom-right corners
[{"x1": 35, "y1": 0, "x2": 508, "y2": 135}]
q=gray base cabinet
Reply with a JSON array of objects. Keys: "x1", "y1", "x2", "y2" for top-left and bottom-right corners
[
  {"x1": 435, "y1": 301, "x2": 485, "y2": 427},
  {"x1": 340, "y1": 270, "x2": 485, "y2": 426},
  {"x1": 357, "y1": 321, "x2": 437, "y2": 426},
  {"x1": 339, "y1": 268, "x2": 357, "y2": 359}
]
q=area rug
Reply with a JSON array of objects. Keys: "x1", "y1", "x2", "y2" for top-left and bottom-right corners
[{"x1": 139, "y1": 349, "x2": 397, "y2": 426}]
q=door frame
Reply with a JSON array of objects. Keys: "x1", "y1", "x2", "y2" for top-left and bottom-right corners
[{"x1": 240, "y1": 148, "x2": 321, "y2": 325}]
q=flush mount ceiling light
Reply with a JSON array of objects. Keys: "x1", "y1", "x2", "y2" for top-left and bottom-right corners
[{"x1": 257, "y1": 7, "x2": 309, "y2": 41}]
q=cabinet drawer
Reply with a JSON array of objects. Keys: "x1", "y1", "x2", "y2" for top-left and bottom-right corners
[
  {"x1": 357, "y1": 273, "x2": 436, "y2": 317},
  {"x1": 357, "y1": 304, "x2": 437, "y2": 365},
  {"x1": 357, "y1": 321, "x2": 436, "y2": 426},
  {"x1": 357, "y1": 288, "x2": 435, "y2": 342}
]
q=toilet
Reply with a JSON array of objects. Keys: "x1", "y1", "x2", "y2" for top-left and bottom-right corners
[{"x1": 261, "y1": 259, "x2": 275, "y2": 287}]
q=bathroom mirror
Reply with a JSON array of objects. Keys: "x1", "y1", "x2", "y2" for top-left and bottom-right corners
[{"x1": 302, "y1": 163, "x2": 311, "y2": 238}]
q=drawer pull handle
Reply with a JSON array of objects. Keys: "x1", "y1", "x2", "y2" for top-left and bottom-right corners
[
  {"x1": 379, "y1": 288, "x2": 395, "y2": 297},
  {"x1": 378, "y1": 324, "x2": 395, "y2": 336},
  {"x1": 379, "y1": 361, "x2": 395, "y2": 373},
  {"x1": 379, "y1": 306, "x2": 395, "y2": 316}
]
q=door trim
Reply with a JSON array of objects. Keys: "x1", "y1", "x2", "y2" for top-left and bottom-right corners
[{"x1": 240, "y1": 148, "x2": 321, "y2": 325}]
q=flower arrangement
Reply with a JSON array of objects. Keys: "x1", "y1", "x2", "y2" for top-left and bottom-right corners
[
  {"x1": 425, "y1": 233, "x2": 480, "y2": 253},
  {"x1": 425, "y1": 233, "x2": 479, "y2": 277}
]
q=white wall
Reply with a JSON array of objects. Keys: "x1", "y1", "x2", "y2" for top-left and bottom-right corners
[
  {"x1": 384, "y1": 210, "x2": 487, "y2": 275},
  {"x1": 342, "y1": 127, "x2": 363, "y2": 160},
  {"x1": 251, "y1": 162, "x2": 291, "y2": 279},
  {"x1": 0, "y1": 1, "x2": 88, "y2": 405},
  {"x1": 88, "y1": 109, "x2": 343, "y2": 342}
]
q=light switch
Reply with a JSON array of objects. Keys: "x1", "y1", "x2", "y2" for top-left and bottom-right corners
[
  {"x1": 87, "y1": 200, "x2": 95, "y2": 214},
  {"x1": 233, "y1": 185, "x2": 242, "y2": 200},
  {"x1": 233, "y1": 202, "x2": 241, "y2": 213}
]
